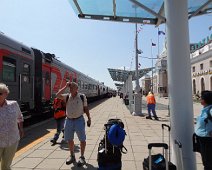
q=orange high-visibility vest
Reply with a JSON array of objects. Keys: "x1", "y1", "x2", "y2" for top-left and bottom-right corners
[
  {"x1": 146, "y1": 94, "x2": 156, "y2": 104},
  {"x1": 53, "y1": 98, "x2": 66, "y2": 119}
]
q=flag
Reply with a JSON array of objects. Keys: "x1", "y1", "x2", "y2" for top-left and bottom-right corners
[
  {"x1": 158, "y1": 30, "x2": 165, "y2": 35},
  {"x1": 137, "y1": 49, "x2": 142, "y2": 54},
  {"x1": 137, "y1": 24, "x2": 143, "y2": 33},
  {"x1": 152, "y1": 42, "x2": 156, "y2": 46}
]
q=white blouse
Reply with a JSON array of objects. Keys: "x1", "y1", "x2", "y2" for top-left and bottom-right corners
[{"x1": 0, "y1": 100, "x2": 23, "y2": 147}]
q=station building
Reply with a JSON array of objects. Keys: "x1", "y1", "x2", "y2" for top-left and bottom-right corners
[{"x1": 142, "y1": 34, "x2": 212, "y2": 97}]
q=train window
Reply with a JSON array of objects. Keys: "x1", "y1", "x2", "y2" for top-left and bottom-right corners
[
  {"x1": 2, "y1": 57, "x2": 16, "y2": 82},
  {"x1": 78, "y1": 81, "x2": 81, "y2": 88},
  {"x1": 88, "y1": 84, "x2": 92, "y2": 90},
  {"x1": 73, "y1": 78, "x2": 77, "y2": 82},
  {"x1": 23, "y1": 63, "x2": 30, "y2": 73}
]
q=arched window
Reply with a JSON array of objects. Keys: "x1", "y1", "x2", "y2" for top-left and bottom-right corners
[
  {"x1": 192, "y1": 79, "x2": 196, "y2": 94},
  {"x1": 210, "y1": 76, "x2": 212, "y2": 91},
  {"x1": 201, "y1": 77, "x2": 205, "y2": 91}
]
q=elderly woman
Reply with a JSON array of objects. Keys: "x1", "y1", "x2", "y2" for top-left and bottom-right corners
[{"x1": 0, "y1": 83, "x2": 24, "y2": 170}]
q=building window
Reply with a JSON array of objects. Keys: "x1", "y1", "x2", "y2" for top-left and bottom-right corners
[
  {"x1": 210, "y1": 77, "x2": 212, "y2": 91},
  {"x1": 3, "y1": 57, "x2": 16, "y2": 82},
  {"x1": 200, "y1": 63, "x2": 203, "y2": 70},
  {"x1": 210, "y1": 60, "x2": 212, "y2": 68},
  {"x1": 201, "y1": 78, "x2": 205, "y2": 91},
  {"x1": 192, "y1": 79, "x2": 196, "y2": 94},
  {"x1": 192, "y1": 66, "x2": 195, "y2": 72}
]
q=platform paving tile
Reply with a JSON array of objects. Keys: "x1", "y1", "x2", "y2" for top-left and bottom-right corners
[
  {"x1": 12, "y1": 157, "x2": 43, "y2": 169},
  {"x1": 26, "y1": 149, "x2": 53, "y2": 158},
  {"x1": 47, "y1": 150, "x2": 70, "y2": 159},
  {"x1": 36, "y1": 158, "x2": 65, "y2": 169},
  {"x1": 12, "y1": 97, "x2": 204, "y2": 170}
]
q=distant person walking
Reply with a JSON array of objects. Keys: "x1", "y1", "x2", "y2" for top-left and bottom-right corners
[
  {"x1": 146, "y1": 91, "x2": 159, "y2": 120},
  {"x1": 0, "y1": 83, "x2": 24, "y2": 170},
  {"x1": 50, "y1": 97, "x2": 66, "y2": 145},
  {"x1": 56, "y1": 82, "x2": 91, "y2": 167},
  {"x1": 195, "y1": 90, "x2": 212, "y2": 170}
]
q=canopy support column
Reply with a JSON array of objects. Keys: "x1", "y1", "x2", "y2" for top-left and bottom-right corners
[
  {"x1": 164, "y1": 0, "x2": 196, "y2": 169},
  {"x1": 133, "y1": 23, "x2": 143, "y2": 116}
]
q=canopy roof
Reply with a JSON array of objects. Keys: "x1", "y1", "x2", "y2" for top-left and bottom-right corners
[
  {"x1": 108, "y1": 68, "x2": 152, "y2": 82},
  {"x1": 69, "y1": 0, "x2": 212, "y2": 26}
]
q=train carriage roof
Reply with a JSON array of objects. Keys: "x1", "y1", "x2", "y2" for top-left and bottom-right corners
[{"x1": 0, "y1": 32, "x2": 33, "y2": 57}]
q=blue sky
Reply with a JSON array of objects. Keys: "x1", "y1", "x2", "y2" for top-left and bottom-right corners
[{"x1": 0, "y1": 0, "x2": 211, "y2": 89}]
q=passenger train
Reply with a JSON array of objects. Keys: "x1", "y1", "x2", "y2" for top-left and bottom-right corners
[{"x1": 0, "y1": 32, "x2": 112, "y2": 120}]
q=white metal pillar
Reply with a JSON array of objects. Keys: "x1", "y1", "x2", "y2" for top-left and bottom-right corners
[
  {"x1": 128, "y1": 74, "x2": 133, "y2": 112},
  {"x1": 134, "y1": 23, "x2": 143, "y2": 116},
  {"x1": 164, "y1": 0, "x2": 196, "y2": 169}
]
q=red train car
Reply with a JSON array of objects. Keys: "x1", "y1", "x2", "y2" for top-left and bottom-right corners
[{"x1": 0, "y1": 32, "x2": 109, "y2": 120}]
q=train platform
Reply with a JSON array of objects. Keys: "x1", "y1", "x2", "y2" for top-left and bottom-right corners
[{"x1": 11, "y1": 96, "x2": 203, "y2": 170}]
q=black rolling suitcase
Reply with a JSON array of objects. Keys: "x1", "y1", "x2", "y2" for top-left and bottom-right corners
[
  {"x1": 143, "y1": 143, "x2": 176, "y2": 170},
  {"x1": 161, "y1": 124, "x2": 184, "y2": 170},
  {"x1": 143, "y1": 124, "x2": 177, "y2": 170},
  {"x1": 97, "y1": 119, "x2": 127, "y2": 170}
]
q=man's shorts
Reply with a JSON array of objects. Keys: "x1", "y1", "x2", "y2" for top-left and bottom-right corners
[{"x1": 64, "y1": 116, "x2": 86, "y2": 142}]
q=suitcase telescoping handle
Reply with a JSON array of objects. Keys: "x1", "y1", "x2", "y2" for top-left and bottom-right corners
[
  {"x1": 174, "y1": 140, "x2": 184, "y2": 170},
  {"x1": 161, "y1": 124, "x2": 171, "y2": 162},
  {"x1": 148, "y1": 143, "x2": 168, "y2": 149},
  {"x1": 148, "y1": 143, "x2": 169, "y2": 170},
  {"x1": 162, "y1": 124, "x2": 171, "y2": 131}
]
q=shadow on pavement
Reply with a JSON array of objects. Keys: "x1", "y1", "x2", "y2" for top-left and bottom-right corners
[
  {"x1": 71, "y1": 163, "x2": 97, "y2": 170},
  {"x1": 18, "y1": 98, "x2": 109, "y2": 151}
]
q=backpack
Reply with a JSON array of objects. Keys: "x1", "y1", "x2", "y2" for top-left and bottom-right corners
[
  {"x1": 53, "y1": 98, "x2": 66, "y2": 119},
  {"x1": 97, "y1": 119, "x2": 127, "y2": 169},
  {"x1": 204, "y1": 106, "x2": 212, "y2": 124}
]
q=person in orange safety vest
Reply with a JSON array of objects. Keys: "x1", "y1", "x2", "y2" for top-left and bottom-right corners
[
  {"x1": 50, "y1": 97, "x2": 66, "y2": 145},
  {"x1": 146, "y1": 91, "x2": 159, "y2": 120}
]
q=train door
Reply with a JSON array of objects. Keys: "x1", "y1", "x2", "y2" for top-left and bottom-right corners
[
  {"x1": 42, "y1": 53, "x2": 53, "y2": 102},
  {"x1": 20, "y1": 61, "x2": 33, "y2": 105},
  {"x1": 42, "y1": 64, "x2": 51, "y2": 101}
]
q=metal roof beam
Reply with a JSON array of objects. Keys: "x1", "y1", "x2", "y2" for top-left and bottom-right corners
[
  {"x1": 156, "y1": 2, "x2": 165, "y2": 27},
  {"x1": 73, "y1": 0, "x2": 84, "y2": 17},
  {"x1": 130, "y1": 0, "x2": 166, "y2": 22},
  {"x1": 188, "y1": 0, "x2": 212, "y2": 19},
  {"x1": 79, "y1": 14, "x2": 157, "y2": 24},
  {"x1": 113, "y1": 0, "x2": 117, "y2": 19}
]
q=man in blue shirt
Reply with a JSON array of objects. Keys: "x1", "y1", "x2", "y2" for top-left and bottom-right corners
[{"x1": 195, "y1": 90, "x2": 212, "y2": 170}]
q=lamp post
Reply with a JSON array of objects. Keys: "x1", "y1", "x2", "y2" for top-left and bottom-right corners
[
  {"x1": 135, "y1": 23, "x2": 140, "y2": 93},
  {"x1": 132, "y1": 4, "x2": 143, "y2": 116},
  {"x1": 132, "y1": 22, "x2": 142, "y2": 116}
]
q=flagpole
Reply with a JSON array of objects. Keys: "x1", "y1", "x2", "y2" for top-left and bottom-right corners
[
  {"x1": 151, "y1": 39, "x2": 153, "y2": 92},
  {"x1": 158, "y1": 28, "x2": 159, "y2": 58}
]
